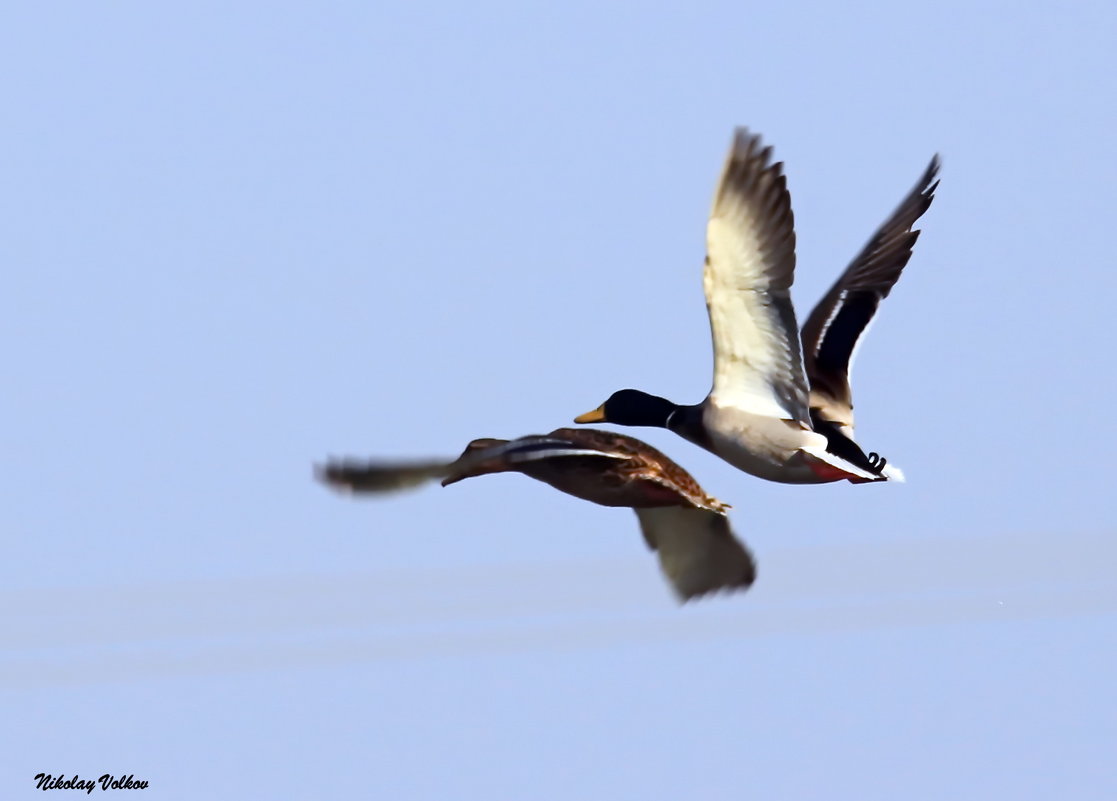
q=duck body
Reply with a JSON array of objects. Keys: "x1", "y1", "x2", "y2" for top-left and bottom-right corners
[
  {"x1": 444, "y1": 428, "x2": 729, "y2": 513},
  {"x1": 580, "y1": 388, "x2": 882, "y2": 484},
  {"x1": 699, "y1": 402, "x2": 838, "y2": 484}
]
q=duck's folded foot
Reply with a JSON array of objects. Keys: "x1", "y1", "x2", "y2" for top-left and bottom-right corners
[{"x1": 867, "y1": 452, "x2": 888, "y2": 474}]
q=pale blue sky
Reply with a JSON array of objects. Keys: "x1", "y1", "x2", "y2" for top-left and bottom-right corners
[{"x1": 3, "y1": 1, "x2": 1116, "y2": 798}]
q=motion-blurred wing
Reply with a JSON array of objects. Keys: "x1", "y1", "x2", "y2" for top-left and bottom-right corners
[
  {"x1": 634, "y1": 506, "x2": 756, "y2": 602},
  {"x1": 315, "y1": 459, "x2": 450, "y2": 494}
]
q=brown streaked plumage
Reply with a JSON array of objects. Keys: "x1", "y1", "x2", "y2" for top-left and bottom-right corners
[
  {"x1": 443, "y1": 428, "x2": 729, "y2": 514},
  {"x1": 316, "y1": 428, "x2": 754, "y2": 602}
]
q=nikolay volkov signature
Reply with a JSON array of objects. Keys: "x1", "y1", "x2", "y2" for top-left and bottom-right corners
[{"x1": 33, "y1": 774, "x2": 148, "y2": 793}]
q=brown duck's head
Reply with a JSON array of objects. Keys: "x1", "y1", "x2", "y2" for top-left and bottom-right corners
[{"x1": 574, "y1": 389, "x2": 679, "y2": 429}]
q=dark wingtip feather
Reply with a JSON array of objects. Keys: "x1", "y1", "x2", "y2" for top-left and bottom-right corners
[{"x1": 314, "y1": 457, "x2": 449, "y2": 495}]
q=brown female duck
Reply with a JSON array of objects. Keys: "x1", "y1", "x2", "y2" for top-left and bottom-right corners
[{"x1": 317, "y1": 428, "x2": 755, "y2": 602}]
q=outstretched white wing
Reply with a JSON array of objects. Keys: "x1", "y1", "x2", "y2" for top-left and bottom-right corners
[{"x1": 704, "y1": 128, "x2": 810, "y2": 425}]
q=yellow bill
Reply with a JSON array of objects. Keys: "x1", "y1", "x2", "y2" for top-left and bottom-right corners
[{"x1": 574, "y1": 405, "x2": 606, "y2": 424}]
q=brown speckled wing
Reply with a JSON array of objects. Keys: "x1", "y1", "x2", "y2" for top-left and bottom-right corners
[{"x1": 547, "y1": 428, "x2": 728, "y2": 512}]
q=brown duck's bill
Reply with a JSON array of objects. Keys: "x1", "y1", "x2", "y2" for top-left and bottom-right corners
[{"x1": 574, "y1": 405, "x2": 606, "y2": 424}]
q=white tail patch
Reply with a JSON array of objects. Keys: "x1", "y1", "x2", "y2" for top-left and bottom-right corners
[
  {"x1": 880, "y1": 462, "x2": 906, "y2": 482},
  {"x1": 800, "y1": 443, "x2": 881, "y2": 482}
]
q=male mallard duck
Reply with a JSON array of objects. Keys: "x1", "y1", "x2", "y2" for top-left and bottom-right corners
[
  {"x1": 317, "y1": 428, "x2": 755, "y2": 602},
  {"x1": 575, "y1": 128, "x2": 937, "y2": 484}
]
